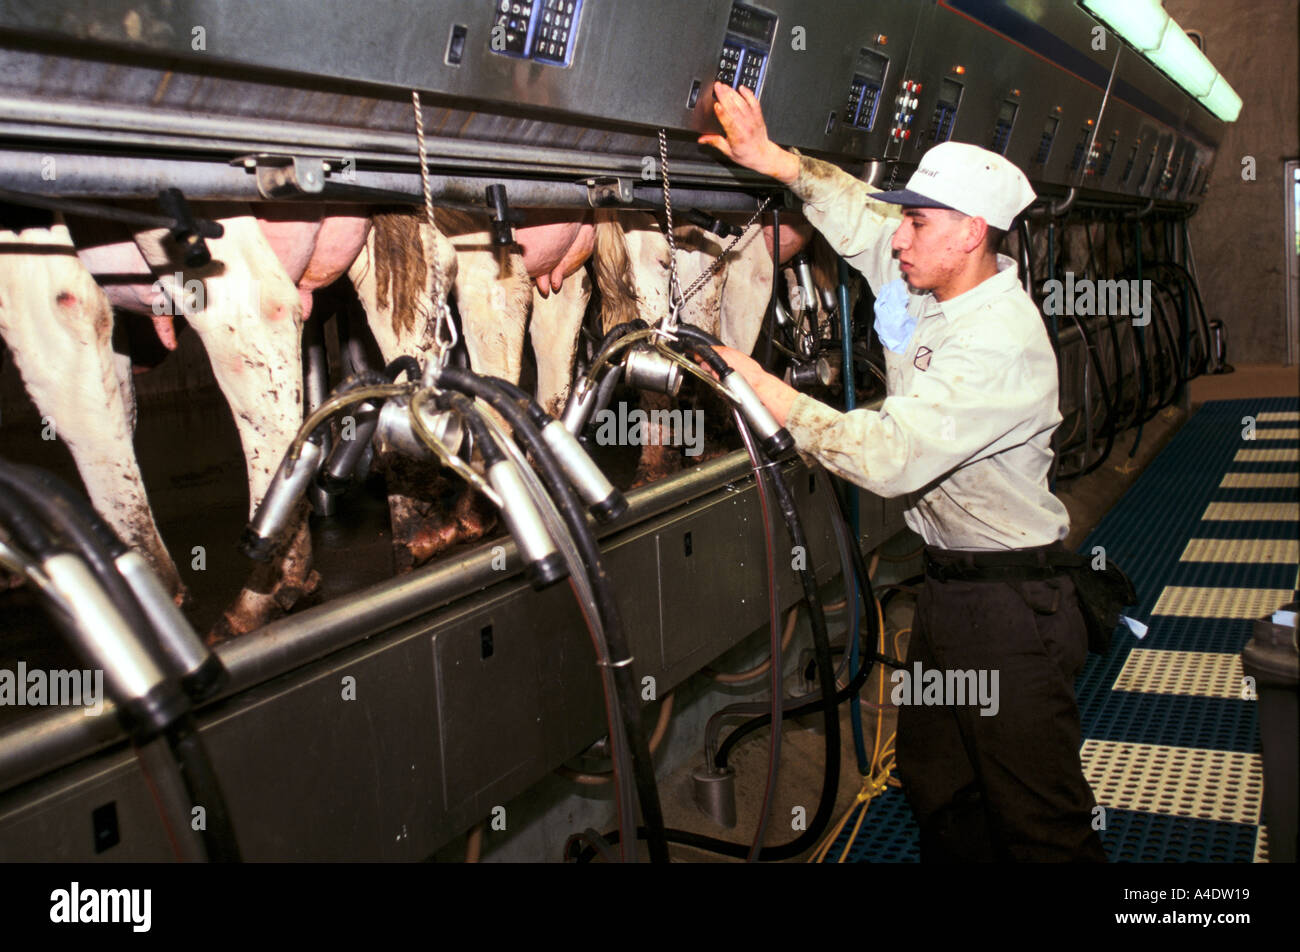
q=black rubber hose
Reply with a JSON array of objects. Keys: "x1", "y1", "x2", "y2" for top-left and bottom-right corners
[
  {"x1": 763, "y1": 205, "x2": 779, "y2": 371},
  {"x1": 1147, "y1": 259, "x2": 1212, "y2": 370},
  {"x1": 0, "y1": 478, "x2": 60, "y2": 559},
  {"x1": 433, "y1": 367, "x2": 669, "y2": 864},
  {"x1": 593, "y1": 330, "x2": 843, "y2": 861},
  {"x1": 590, "y1": 319, "x2": 649, "y2": 371},
  {"x1": 579, "y1": 442, "x2": 844, "y2": 861},
  {"x1": 164, "y1": 716, "x2": 242, "y2": 862},
  {"x1": 1148, "y1": 265, "x2": 1208, "y2": 378},
  {"x1": 434, "y1": 390, "x2": 505, "y2": 465},
  {"x1": 0, "y1": 463, "x2": 159, "y2": 657},
  {"x1": 384, "y1": 355, "x2": 421, "y2": 383},
  {"x1": 1055, "y1": 312, "x2": 1117, "y2": 479},
  {"x1": 670, "y1": 323, "x2": 733, "y2": 378},
  {"x1": 0, "y1": 462, "x2": 240, "y2": 861},
  {"x1": 716, "y1": 490, "x2": 908, "y2": 770}
]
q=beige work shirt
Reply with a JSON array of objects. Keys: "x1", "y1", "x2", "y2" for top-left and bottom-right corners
[{"x1": 783, "y1": 153, "x2": 1069, "y2": 551}]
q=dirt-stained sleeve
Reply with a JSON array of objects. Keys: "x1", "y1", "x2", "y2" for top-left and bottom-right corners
[
  {"x1": 786, "y1": 149, "x2": 902, "y2": 295},
  {"x1": 782, "y1": 314, "x2": 1048, "y2": 498}
]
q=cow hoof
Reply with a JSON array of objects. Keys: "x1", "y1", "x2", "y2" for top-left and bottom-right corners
[
  {"x1": 205, "y1": 612, "x2": 244, "y2": 648},
  {"x1": 272, "y1": 568, "x2": 320, "y2": 612},
  {"x1": 630, "y1": 463, "x2": 681, "y2": 489}
]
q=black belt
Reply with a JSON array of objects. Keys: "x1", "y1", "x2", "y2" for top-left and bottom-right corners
[{"x1": 924, "y1": 542, "x2": 1076, "y2": 584}]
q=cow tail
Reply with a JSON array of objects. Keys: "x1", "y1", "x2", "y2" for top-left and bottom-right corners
[
  {"x1": 369, "y1": 208, "x2": 427, "y2": 337},
  {"x1": 592, "y1": 210, "x2": 641, "y2": 333}
]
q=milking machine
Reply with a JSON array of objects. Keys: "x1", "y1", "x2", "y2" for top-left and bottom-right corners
[
  {"x1": 236, "y1": 306, "x2": 695, "y2": 859},
  {"x1": 0, "y1": 458, "x2": 239, "y2": 862}
]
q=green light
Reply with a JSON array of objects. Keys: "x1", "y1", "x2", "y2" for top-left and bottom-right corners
[
  {"x1": 1081, "y1": 0, "x2": 1170, "y2": 51},
  {"x1": 1200, "y1": 74, "x2": 1242, "y2": 122},
  {"x1": 1149, "y1": 22, "x2": 1217, "y2": 96}
]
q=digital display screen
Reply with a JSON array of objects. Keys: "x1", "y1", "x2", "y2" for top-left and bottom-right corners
[
  {"x1": 727, "y1": 2, "x2": 776, "y2": 46},
  {"x1": 1043, "y1": 116, "x2": 1060, "y2": 136},
  {"x1": 938, "y1": 77, "x2": 963, "y2": 106},
  {"x1": 998, "y1": 100, "x2": 1018, "y2": 124},
  {"x1": 856, "y1": 47, "x2": 887, "y2": 85}
]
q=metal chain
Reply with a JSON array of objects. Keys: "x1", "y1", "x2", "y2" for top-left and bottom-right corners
[
  {"x1": 412, "y1": 90, "x2": 456, "y2": 367},
  {"x1": 677, "y1": 194, "x2": 770, "y2": 304},
  {"x1": 657, "y1": 129, "x2": 771, "y2": 328},
  {"x1": 658, "y1": 128, "x2": 683, "y2": 326}
]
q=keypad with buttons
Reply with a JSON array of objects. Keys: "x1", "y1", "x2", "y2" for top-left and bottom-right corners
[
  {"x1": 717, "y1": 42, "x2": 743, "y2": 86},
  {"x1": 842, "y1": 48, "x2": 887, "y2": 132},
  {"x1": 488, "y1": 0, "x2": 580, "y2": 65},
  {"x1": 715, "y1": 2, "x2": 776, "y2": 96}
]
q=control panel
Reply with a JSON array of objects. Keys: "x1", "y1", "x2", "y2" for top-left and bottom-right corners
[
  {"x1": 489, "y1": 0, "x2": 582, "y2": 66},
  {"x1": 991, "y1": 99, "x2": 1018, "y2": 155},
  {"x1": 1153, "y1": 133, "x2": 1175, "y2": 193},
  {"x1": 929, "y1": 78, "x2": 963, "y2": 143},
  {"x1": 716, "y1": 2, "x2": 777, "y2": 95},
  {"x1": 1159, "y1": 144, "x2": 1181, "y2": 195},
  {"x1": 1068, "y1": 121, "x2": 1093, "y2": 172},
  {"x1": 1091, "y1": 132, "x2": 1118, "y2": 179},
  {"x1": 1120, "y1": 143, "x2": 1139, "y2": 184},
  {"x1": 889, "y1": 79, "x2": 922, "y2": 144},
  {"x1": 1034, "y1": 115, "x2": 1059, "y2": 165},
  {"x1": 844, "y1": 48, "x2": 889, "y2": 131}
]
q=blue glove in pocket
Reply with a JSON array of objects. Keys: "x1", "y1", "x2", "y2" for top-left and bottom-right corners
[{"x1": 873, "y1": 278, "x2": 916, "y2": 354}]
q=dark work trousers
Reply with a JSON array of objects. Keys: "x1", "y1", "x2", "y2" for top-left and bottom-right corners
[{"x1": 895, "y1": 550, "x2": 1109, "y2": 862}]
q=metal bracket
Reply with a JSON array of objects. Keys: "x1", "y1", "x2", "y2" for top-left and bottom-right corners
[
  {"x1": 233, "y1": 153, "x2": 333, "y2": 199},
  {"x1": 1123, "y1": 198, "x2": 1156, "y2": 221},
  {"x1": 1027, "y1": 186, "x2": 1078, "y2": 220},
  {"x1": 584, "y1": 175, "x2": 634, "y2": 207}
]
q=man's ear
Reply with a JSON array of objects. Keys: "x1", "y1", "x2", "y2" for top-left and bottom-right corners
[{"x1": 963, "y1": 216, "x2": 989, "y2": 255}]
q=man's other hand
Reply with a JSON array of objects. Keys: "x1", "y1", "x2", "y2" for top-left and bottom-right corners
[
  {"x1": 712, "y1": 344, "x2": 800, "y2": 427},
  {"x1": 697, "y1": 83, "x2": 800, "y2": 185}
]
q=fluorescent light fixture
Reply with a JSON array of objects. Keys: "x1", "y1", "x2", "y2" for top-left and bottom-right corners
[
  {"x1": 1199, "y1": 73, "x2": 1243, "y2": 122},
  {"x1": 1149, "y1": 21, "x2": 1217, "y2": 96},
  {"x1": 1081, "y1": 0, "x2": 1170, "y2": 51}
]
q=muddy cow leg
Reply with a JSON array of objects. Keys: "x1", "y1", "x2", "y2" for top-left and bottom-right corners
[
  {"x1": 133, "y1": 212, "x2": 314, "y2": 640},
  {"x1": 0, "y1": 216, "x2": 185, "y2": 598}
]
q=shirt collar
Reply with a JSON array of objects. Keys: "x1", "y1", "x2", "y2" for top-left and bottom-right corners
[{"x1": 923, "y1": 253, "x2": 1022, "y2": 322}]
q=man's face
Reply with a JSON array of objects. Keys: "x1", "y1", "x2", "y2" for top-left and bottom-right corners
[{"x1": 889, "y1": 208, "x2": 971, "y2": 297}]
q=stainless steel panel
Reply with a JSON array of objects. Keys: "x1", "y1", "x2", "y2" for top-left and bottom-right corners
[
  {"x1": 759, "y1": 0, "x2": 926, "y2": 162},
  {"x1": 0, "y1": 0, "x2": 1221, "y2": 207},
  {"x1": 902, "y1": 2, "x2": 1103, "y2": 192},
  {"x1": 657, "y1": 492, "x2": 767, "y2": 678},
  {"x1": 433, "y1": 598, "x2": 549, "y2": 817}
]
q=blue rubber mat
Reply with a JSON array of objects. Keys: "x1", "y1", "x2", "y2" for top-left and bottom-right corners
[{"x1": 831, "y1": 397, "x2": 1298, "y2": 863}]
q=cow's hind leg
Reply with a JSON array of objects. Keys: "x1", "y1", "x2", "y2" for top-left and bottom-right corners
[
  {"x1": 134, "y1": 214, "x2": 317, "y2": 641},
  {"x1": 0, "y1": 217, "x2": 185, "y2": 599},
  {"x1": 350, "y1": 212, "x2": 497, "y2": 569}
]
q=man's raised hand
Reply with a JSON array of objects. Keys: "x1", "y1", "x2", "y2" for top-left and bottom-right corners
[{"x1": 697, "y1": 83, "x2": 800, "y2": 185}]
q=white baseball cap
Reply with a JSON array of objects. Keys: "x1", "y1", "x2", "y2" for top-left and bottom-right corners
[{"x1": 871, "y1": 142, "x2": 1037, "y2": 231}]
